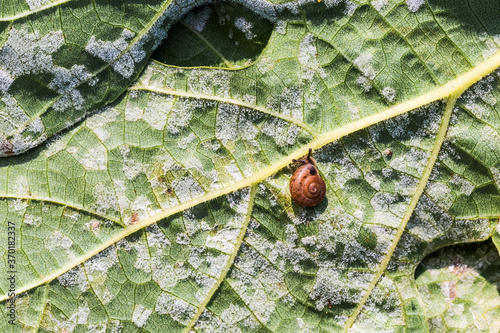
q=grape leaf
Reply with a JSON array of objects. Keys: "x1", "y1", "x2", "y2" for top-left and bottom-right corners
[{"x1": 1, "y1": 0, "x2": 500, "y2": 332}]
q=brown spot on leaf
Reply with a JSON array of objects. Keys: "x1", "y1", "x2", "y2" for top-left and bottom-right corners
[
  {"x1": 0, "y1": 140, "x2": 14, "y2": 156},
  {"x1": 129, "y1": 212, "x2": 139, "y2": 225}
]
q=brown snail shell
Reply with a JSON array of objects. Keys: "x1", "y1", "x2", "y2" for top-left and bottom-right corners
[{"x1": 290, "y1": 149, "x2": 326, "y2": 207}]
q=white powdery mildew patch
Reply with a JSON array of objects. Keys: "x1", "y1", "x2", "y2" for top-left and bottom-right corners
[
  {"x1": 270, "y1": 236, "x2": 313, "y2": 273},
  {"x1": 146, "y1": 224, "x2": 171, "y2": 248},
  {"x1": 480, "y1": 125, "x2": 500, "y2": 152},
  {"x1": 256, "y1": 56, "x2": 275, "y2": 74},
  {"x1": 184, "y1": 6, "x2": 212, "y2": 32},
  {"x1": 44, "y1": 302, "x2": 91, "y2": 331},
  {"x1": 225, "y1": 162, "x2": 244, "y2": 182},
  {"x1": 461, "y1": 75, "x2": 496, "y2": 119},
  {"x1": 481, "y1": 34, "x2": 500, "y2": 59},
  {"x1": 236, "y1": 0, "x2": 276, "y2": 21},
  {"x1": 84, "y1": 247, "x2": 118, "y2": 304},
  {"x1": 195, "y1": 309, "x2": 260, "y2": 332},
  {"x1": 125, "y1": 105, "x2": 143, "y2": 121},
  {"x1": 86, "y1": 29, "x2": 137, "y2": 78},
  {"x1": 23, "y1": 213, "x2": 42, "y2": 227},
  {"x1": 177, "y1": 133, "x2": 197, "y2": 150},
  {"x1": 206, "y1": 228, "x2": 240, "y2": 253},
  {"x1": 8, "y1": 199, "x2": 28, "y2": 215},
  {"x1": 68, "y1": 304, "x2": 91, "y2": 325},
  {"x1": 120, "y1": 145, "x2": 151, "y2": 181},
  {"x1": 357, "y1": 75, "x2": 372, "y2": 92},
  {"x1": 356, "y1": 277, "x2": 403, "y2": 330},
  {"x1": 215, "y1": 103, "x2": 262, "y2": 149},
  {"x1": 229, "y1": 247, "x2": 288, "y2": 324},
  {"x1": 188, "y1": 69, "x2": 230, "y2": 97},
  {"x1": 27, "y1": 118, "x2": 45, "y2": 134},
  {"x1": 449, "y1": 174, "x2": 475, "y2": 196},
  {"x1": 437, "y1": 140, "x2": 462, "y2": 165},
  {"x1": 26, "y1": 0, "x2": 50, "y2": 10},
  {"x1": 407, "y1": 195, "x2": 453, "y2": 241},
  {"x1": 453, "y1": 219, "x2": 491, "y2": 242},
  {"x1": 206, "y1": 253, "x2": 230, "y2": 277},
  {"x1": 278, "y1": 87, "x2": 303, "y2": 120},
  {"x1": 364, "y1": 171, "x2": 381, "y2": 191},
  {"x1": 92, "y1": 182, "x2": 117, "y2": 213},
  {"x1": 0, "y1": 28, "x2": 64, "y2": 78},
  {"x1": 57, "y1": 266, "x2": 89, "y2": 292},
  {"x1": 385, "y1": 113, "x2": 410, "y2": 139},
  {"x1": 11, "y1": 176, "x2": 29, "y2": 196},
  {"x1": 50, "y1": 65, "x2": 91, "y2": 112},
  {"x1": 342, "y1": 0, "x2": 358, "y2": 15},
  {"x1": 372, "y1": 211, "x2": 400, "y2": 228},
  {"x1": 44, "y1": 230, "x2": 73, "y2": 250},
  {"x1": 215, "y1": 103, "x2": 238, "y2": 144},
  {"x1": 328, "y1": 156, "x2": 363, "y2": 188},
  {"x1": 143, "y1": 93, "x2": 174, "y2": 130},
  {"x1": 167, "y1": 98, "x2": 194, "y2": 135},
  {"x1": 78, "y1": 145, "x2": 108, "y2": 171},
  {"x1": 155, "y1": 293, "x2": 196, "y2": 324},
  {"x1": 235, "y1": 17, "x2": 255, "y2": 40},
  {"x1": 172, "y1": 175, "x2": 205, "y2": 203},
  {"x1": 425, "y1": 181, "x2": 454, "y2": 210},
  {"x1": 86, "y1": 107, "x2": 119, "y2": 142},
  {"x1": 390, "y1": 148, "x2": 429, "y2": 176},
  {"x1": 381, "y1": 86, "x2": 396, "y2": 102},
  {"x1": 227, "y1": 187, "x2": 251, "y2": 216},
  {"x1": 406, "y1": 0, "x2": 425, "y2": 12},
  {"x1": 491, "y1": 166, "x2": 500, "y2": 189},
  {"x1": 132, "y1": 304, "x2": 152, "y2": 328},
  {"x1": 262, "y1": 119, "x2": 301, "y2": 147},
  {"x1": 371, "y1": 0, "x2": 388, "y2": 11},
  {"x1": 0, "y1": 94, "x2": 30, "y2": 134},
  {"x1": 347, "y1": 101, "x2": 360, "y2": 120},
  {"x1": 275, "y1": 20, "x2": 286, "y2": 34},
  {"x1": 310, "y1": 269, "x2": 374, "y2": 310},
  {"x1": 44, "y1": 134, "x2": 67, "y2": 158},
  {"x1": 344, "y1": 228, "x2": 393, "y2": 269},
  {"x1": 152, "y1": 257, "x2": 192, "y2": 290},
  {"x1": 354, "y1": 52, "x2": 376, "y2": 90},
  {"x1": 371, "y1": 192, "x2": 400, "y2": 212},
  {"x1": 300, "y1": 215, "x2": 393, "y2": 267},
  {"x1": 220, "y1": 303, "x2": 253, "y2": 325},
  {"x1": 298, "y1": 34, "x2": 327, "y2": 81},
  {"x1": 0, "y1": 69, "x2": 13, "y2": 92},
  {"x1": 394, "y1": 174, "x2": 419, "y2": 196},
  {"x1": 0, "y1": 28, "x2": 98, "y2": 115},
  {"x1": 117, "y1": 238, "x2": 151, "y2": 273}
]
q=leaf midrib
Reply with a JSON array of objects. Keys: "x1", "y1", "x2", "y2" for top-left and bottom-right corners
[{"x1": 1, "y1": 50, "x2": 499, "y2": 305}]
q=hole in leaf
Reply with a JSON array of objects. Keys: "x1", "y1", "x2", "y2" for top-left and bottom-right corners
[
  {"x1": 152, "y1": 2, "x2": 273, "y2": 68},
  {"x1": 414, "y1": 240, "x2": 500, "y2": 288},
  {"x1": 414, "y1": 239, "x2": 500, "y2": 330}
]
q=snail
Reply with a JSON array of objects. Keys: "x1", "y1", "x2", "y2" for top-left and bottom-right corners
[{"x1": 290, "y1": 148, "x2": 326, "y2": 207}]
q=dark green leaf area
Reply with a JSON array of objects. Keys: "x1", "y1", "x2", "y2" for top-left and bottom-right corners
[
  {"x1": 357, "y1": 226, "x2": 378, "y2": 250},
  {"x1": 152, "y1": 3, "x2": 273, "y2": 68}
]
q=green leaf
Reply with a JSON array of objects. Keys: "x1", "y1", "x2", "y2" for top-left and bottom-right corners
[
  {"x1": 415, "y1": 242, "x2": 500, "y2": 332},
  {"x1": 1, "y1": 0, "x2": 500, "y2": 332},
  {"x1": 152, "y1": 3, "x2": 273, "y2": 68}
]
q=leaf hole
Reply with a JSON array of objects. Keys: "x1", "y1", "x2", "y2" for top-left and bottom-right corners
[{"x1": 152, "y1": 2, "x2": 273, "y2": 68}]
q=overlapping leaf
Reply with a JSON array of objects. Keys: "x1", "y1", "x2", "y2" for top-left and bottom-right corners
[{"x1": 1, "y1": 0, "x2": 500, "y2": 332}]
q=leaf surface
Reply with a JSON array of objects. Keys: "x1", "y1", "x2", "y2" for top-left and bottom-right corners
[{"x1": 1, "y1": 0, "x2": 500, "y2": 332}]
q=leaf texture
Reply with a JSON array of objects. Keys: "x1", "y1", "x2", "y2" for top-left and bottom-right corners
[{"x1": 1, "y1": 0, "x2": 500, "y2": 332}]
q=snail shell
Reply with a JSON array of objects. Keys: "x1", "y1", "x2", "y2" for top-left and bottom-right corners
[{"x1": 290, "y1": 152, "x2": 326, "y2": 207}]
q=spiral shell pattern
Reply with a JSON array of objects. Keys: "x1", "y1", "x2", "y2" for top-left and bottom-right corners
[{"x1": 290, "y1": 164, "x2": 326, "y2": 207}]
